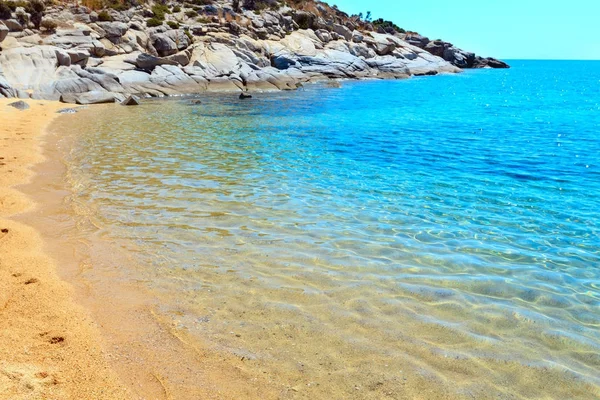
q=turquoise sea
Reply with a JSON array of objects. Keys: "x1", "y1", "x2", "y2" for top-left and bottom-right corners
[{"x1": 56, "y1": 60, "x2": 600, "y2": 399}]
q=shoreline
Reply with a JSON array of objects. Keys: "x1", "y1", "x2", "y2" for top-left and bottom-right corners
[
  {"x1": 0, "y1": 100, "x2": 129, "y2": 399},
  {"x1": 14, "y1": 101, "x2": 285, "y2": 399},
  {"x1": 2, "y1": 79, "x2": 598, "y2": 399}
]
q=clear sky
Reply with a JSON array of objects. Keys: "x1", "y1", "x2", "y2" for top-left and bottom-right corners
[{"x1": 329, "y1": 0, "x2": 600, "y2": 60}]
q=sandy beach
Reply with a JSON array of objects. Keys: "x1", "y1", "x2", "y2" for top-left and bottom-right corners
[{"x1": 0, "y1": 100, "x2": 129, "y2": 399}]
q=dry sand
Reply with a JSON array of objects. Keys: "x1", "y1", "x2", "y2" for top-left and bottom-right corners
[{"x1": 0, "y1": 99, "x2": 130, "y2": 399}]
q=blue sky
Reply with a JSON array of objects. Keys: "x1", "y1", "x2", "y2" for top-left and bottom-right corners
[{"x1": 330, "y1": 0, "x2": 600, "y2": 60}]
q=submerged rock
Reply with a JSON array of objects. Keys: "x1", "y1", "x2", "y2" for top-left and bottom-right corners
[
  {"x1": 239, "y1": 92, "x2": 252, "y2": 99},
  {"x1": 7, "y1": 100, "x2": 29, "y2": 110},
  {"x1": 57, "y1": 107, "x2": 78, "y2": 114}
]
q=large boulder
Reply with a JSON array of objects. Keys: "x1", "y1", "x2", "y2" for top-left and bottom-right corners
[
  {"x1": 151, "y1": 29, "x2": 190, "y2": 57},
  {"x1": 43, "y1": 30, "x2": 94, "y2": 49},
  {"x1": 0, "y1": 22, "x2": 8, "y2": 43},
  {"x1": 473, "y1": 56, "x2": 510, "y2": 69},
  {"x1": 365, "y1": 32, "x2": 397, "y2": 56},
  {"x1": 135, "y1": 53, "x2": 178, "y2": 70},
  {"x1": 271, "y1": 52, "x2": 298, "y2": 70},
  {"x1": 189, "y1": 42, "x2": 241, "y2": 77},
  {"x1": 0, "y1": 46, "x2": 61, "y2": 90},
  {"x1": 443, "y1": 47, "x2": 475, "y2": 68},
  {"x1": 332, "y1": 23, "x2": 352, "y2": 41},
  {"x1": 296, "y1": 49, "x2": 370, "y2": 78},
  {"x1": 96, "y1": 21, "x2": 129, "y2": 43},
  {"x1": 61, "y1": 90, "x2": 122, "y2": 104},
  {"x1": 3, "y1": 19, "x2": 23, "y2": 32}
]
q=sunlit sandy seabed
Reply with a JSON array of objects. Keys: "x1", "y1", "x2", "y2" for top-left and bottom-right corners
[{"x1": 42, "y1": 61, "x2": 600, "y2": 399}]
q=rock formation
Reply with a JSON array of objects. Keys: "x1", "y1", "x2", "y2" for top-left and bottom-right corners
[{"x1": 0, "y1": 0, "x2": 509, "y2": 101}]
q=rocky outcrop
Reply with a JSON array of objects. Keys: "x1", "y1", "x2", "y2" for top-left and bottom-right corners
[
  {"x1": 405, "y1": 34, "x2": 509, "y2": 69},
  {"x1": 0, "y1": 0, "x2": 506, "y2": 100}
]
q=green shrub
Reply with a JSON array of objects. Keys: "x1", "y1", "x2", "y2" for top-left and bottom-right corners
[
  {"x1": 0, "y1": 2, "x2": 11, "y2": 19},
  {"x1": 184, "y1": 28, "x2": 193, "y2": 42},
  {"x1": 40, "y1": 18, "x2": 57, "y2": 32},
  {"x1": 16, "y1": 10, "x2": 28, "y2": 25},
  {"x1": 372, "y1": 18, "x2": 404, "y2": 34},
  {"x1": 24, "y1": 0, "x2": 44, "y2": 29},
  {"x1": 151, "y1": 3, "x2": 169, "y2": 20},
  {"x1": 107, "y1": 2, "x2": 130, "y2": 11},
  {"x1": 5, "y1": 0, "x2": 17, "y2": 11},
  {"x1": 26, "y1": 0, "x2": 44, "y2": 13},
  {"x1": 146, "y1": 17, "x2": 163, "y2": 27},
  {"x1": 166, "y1": 20, "x2": 179, "y2": 29},
  {"x1": 185, "y1": 10, "x2": 197, "y2": 18},
  {"x1": 172, "y1": 5, "x2": 181, "y2": 12},
  {"x1": 97, "y1": 10, "x2": 113, "y2": 21},
  {"x1": 196, "y1": 16, "x2": 210, "y2": 23}
]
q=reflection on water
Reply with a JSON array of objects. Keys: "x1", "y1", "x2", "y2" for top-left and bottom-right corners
[{"x1": 59, "y1": 61, "x2": 600, "y2": 398}]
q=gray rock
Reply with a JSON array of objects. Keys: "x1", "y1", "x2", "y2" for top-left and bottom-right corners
[
  {"x1": 164, "y1": 51, "x2": 191, "y2": 66},
  {"x1": 121, "y1": 94, "x2": 140, "y2": 106},
  {"x1": 43, "y1": 32, "x2": 93, "y2": 49},
  {"x1": 332, "y1": 24, "x2": 352, "y2": 41},
  {"x1": 55, "y1": 49, "x2": 72, "y2": 67},
  {"x1": 0, "y1": 22, "x2": 8, "y2": 43},
  {"x1": 57, "y1": 107, "x2": 78, "y2": 114},
  {"x1": 272, "y1": 52, "x2": 298, "y2": 70},
  {"x1": 7, "y1": 100, "x2": 29, "y2": 110},
  {"x1": 315, "y1": 29, "x2": 331, "y2": 43},
  {"x1": 151, "y1": 30, "x2": 190, "y2": 57},
  {"x1": 135, "y1": 53, "x2": 178, "y2": 70},
  {"x1": 3, "y1": 19, "x2": 23, "y2": 32},
  {"x1": 352, "y1": 31, "x2": 364, "y2": 43},
  {"x1": 67, "y1": 49, "x2": 90, "y2": 66},
  {"x1": 96, "y1": 21, "x2": 129, "y2": 43},
  {"x1": 61, "y1": 90, "x2": 119, "y2": 104}
]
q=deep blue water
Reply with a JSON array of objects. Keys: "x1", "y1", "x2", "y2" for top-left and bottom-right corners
[{"x1": 64, "y1": 60, "x2": 600, "y2": 397}]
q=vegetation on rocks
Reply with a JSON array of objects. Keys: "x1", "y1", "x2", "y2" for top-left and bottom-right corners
[
  {"x1": 97, "y1": 10, "x2": 112, "y2": 21},
  {"x1": 0, "y1": 2, "x2": 11, "y2": 20},
  {"x1": 146, "y1": 17, "x2": 162, "y2": 27},
  {"x1": 372, "y1": 18, "x2": 405, "y2": 34},
  {"x1": 151, "y1": 3, "x2": 170, "y2": 20},
  {"x1": 40, "y1": 17, "x2": 56, "y2": 32},
  {"x1": 0, "y1": 0, "x2": 508, "y2": 101}
]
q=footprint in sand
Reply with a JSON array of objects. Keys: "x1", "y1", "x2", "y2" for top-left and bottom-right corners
[
  {"x1": 39, "y1": 331, "x2": 66, "y2": 345},
  {"x1": 1, "y1": 364, "x2": 60, "y2": 394}
]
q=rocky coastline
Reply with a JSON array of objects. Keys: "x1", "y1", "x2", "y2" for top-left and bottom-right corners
[{"x1": 0, "y1": 0, "x2": 509, "y2": 103}]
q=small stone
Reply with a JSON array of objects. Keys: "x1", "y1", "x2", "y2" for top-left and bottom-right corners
[
  {"x1": 121, "y1": 95, "x2": 140, "y2": 106},
  {"x1": 7, "y1": 101, "x2": 29, "y2": 110},
  {"x1": 57, "y1": 108, "x2": 78, "y2": 114}
]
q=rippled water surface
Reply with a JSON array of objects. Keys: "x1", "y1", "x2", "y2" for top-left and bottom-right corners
[{"x1": 60, "y1": 61, "x2": 600, "y2": 399}]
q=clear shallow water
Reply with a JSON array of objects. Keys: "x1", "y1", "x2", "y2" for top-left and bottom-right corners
[{"x1": 61, "y1": 61, "x2": 600, "y2": 398}]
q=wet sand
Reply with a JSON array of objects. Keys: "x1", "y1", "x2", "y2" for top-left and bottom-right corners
[
  {"x1": 0, "y1": 100, "x2": 129, "y2": 399},
  {"x1": 11, "y1": 102, "x2": 283, "y2": 399}
]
